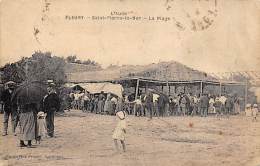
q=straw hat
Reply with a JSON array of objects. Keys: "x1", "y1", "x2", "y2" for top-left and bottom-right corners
[
  {"x1": 5, "y1": 81, "x2": 16, "y2": 89},
  {"x1": 253, "y1": 104, "x2": 258, "y2": 108},
  {"x1": 246, "y1": 104, "x2": 251, "y2": 108},
  {"x1": 37, "y1": 111, "x2": 45, "y2": 117}
]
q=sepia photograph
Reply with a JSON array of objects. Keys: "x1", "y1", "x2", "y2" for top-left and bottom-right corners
[{"x1": 0, "y1": 0, "x2": 260, "y2": 165}]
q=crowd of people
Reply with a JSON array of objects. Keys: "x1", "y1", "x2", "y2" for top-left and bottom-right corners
[
  {"x1": 64, "y1": 90, "x2": 118, "y2": 115},
  {"x1": 127, "y1": 91, "x2": 245, "y2": 119},
  {"x1": 64, "y1": 89, "x2": 254, "y2": 120}
]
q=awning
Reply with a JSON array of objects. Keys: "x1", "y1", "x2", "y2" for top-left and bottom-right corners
[{"x1": 64, "y1": 82, "x2": 123, "y2": 97}]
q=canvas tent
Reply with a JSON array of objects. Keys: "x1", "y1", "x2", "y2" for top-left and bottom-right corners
[{"x1": 64, "y1": 82, "x2": 123, "y2": 97}]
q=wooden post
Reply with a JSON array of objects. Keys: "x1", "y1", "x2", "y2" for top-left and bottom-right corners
[
  {"x1": 219, "y1": 82, "x2": 222, "y2": 96},
  {"x1": 200, "y1": 81, "x2": 203, "y2": 96},
  {"x1": 167, "y1": 82, "x2": 170, "y2": 96},
  {"x1": 245, "y1": 79, "x2": 248, "y2": 111},
  {"x1": 135, "y1": 79, "x2": 140, "y2": 100}
]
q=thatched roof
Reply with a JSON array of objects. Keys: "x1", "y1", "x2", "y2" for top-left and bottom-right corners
[
  {"x1": 66, "y1": 61, "x2": 217, "y2": 83},
  {"x1": 209, "y1": 71, "x2": 260, "y2": 86}
]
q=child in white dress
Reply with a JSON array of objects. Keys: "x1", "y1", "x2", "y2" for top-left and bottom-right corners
[
  {"x1": 112, "y1": 98, "x2": 126, "y2": 152},
  {"x1": 245, "y1": 104, "x2": 252, "y2": 117},
  {"x1": 252, "y1": 104, "x2": 258, "y2": 122},
  {"x1": 36, "y1": 111, "x2": 47, "y2": 144}
]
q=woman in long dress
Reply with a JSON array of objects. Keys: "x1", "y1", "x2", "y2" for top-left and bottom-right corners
[
  {"x1": 234, "y1": 98, "x2": 241, "y2": 115},
  {"x1": 104, "y1": 94, "x2": 114, "y2": 115},
  {"x1": 208, "y1": 96, "x2": 216, "y2": 114},
  {"x1": 19, "y1": 103, "x2": 38, "y2": 147}
]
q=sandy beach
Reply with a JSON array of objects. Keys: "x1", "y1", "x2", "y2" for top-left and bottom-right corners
[{"x1": 0, "y1": 110, "x2": 260, "y2": 166}]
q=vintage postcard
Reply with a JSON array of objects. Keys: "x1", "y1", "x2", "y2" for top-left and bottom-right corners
[{"x1": 0, "y1": 0, "x2": 260, "y2": 166}]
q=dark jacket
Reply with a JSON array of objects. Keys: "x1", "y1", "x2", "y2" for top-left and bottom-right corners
[
  {"x1": 158, "y1": 95, "x2": 165, "y2": 107},
  {"x1": 179, "y1": 96, "x2": 187, "y2": 106},
  {"x1": 1, "y1": 89, "x2": 13, "y2": 112},
  {"x1": 225, "y1": 97, "x2": 234, "y2": 108},
  {"x1": 43, "y1": 92, "x2": 60, "y2": 112},
  {"x1": 20, "y1": 103, "x2": 38, "y2": 113},
  {"x1": 145, "y1": 93, "x2": 153, "y2": 105},
  {"x1": 200, "y1": 95, "x2": 209, "y2": 108}
]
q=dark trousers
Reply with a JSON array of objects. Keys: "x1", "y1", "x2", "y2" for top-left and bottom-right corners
[
  {"x1": 46, "y1": 110, "x2": 55, "y2": 137},
  {"x1": 225, "y1": 107, "x2": 232, "y2": 115},
  {"x1": 180, "y1": 106, "x2": 186, "y2": 116},
  {"x1": 200, "y1": 107, "x2": 208, "y2": 117},
  {"x1": 146, "y1": 103, "x2": 153, "y2": 119},
  {"x1": 3, "y1": 110, "x2": 19, "y2": 134},
  {"x1": 158, "y1": 106, "x2": 164, "y2": 117},
  {"x1": 134, "y1": 104, "x2": 142, "y2": 116},
  {"x1": 141, "y1": 105, "x2": 146, "y2": 116}
]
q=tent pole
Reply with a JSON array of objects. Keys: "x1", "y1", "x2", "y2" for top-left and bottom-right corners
[
  {"x1": 219, "y1": 82, "x2": 222, "y2": 96},
  {"x1": 167, "y1": 81, "x2": 170, "y2": 96},
  {"x1": 200, "y1": 81, "x2": 203, "y2": 96},
  {"x1": 245, "y1": 79, "x2": 248, "y2": 111},
  {"x1": 135, "y1": 79, "x2": 140, "y2": 100}
]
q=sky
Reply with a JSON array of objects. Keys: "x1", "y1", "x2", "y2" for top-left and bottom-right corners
[{"x1": 0, "y1": 0, "x2": 260, "y2": 73}]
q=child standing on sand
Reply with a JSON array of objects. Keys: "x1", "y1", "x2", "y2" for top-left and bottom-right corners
[
  {"x1": 36, "y1": 111, "x2": 47, "y2": 144},
  {"x1": 112, "y1": 98, "x2": 126, "y2": 152},
  {"x1": 252, "y1": 104, "x2": 258, "y2": 122}
]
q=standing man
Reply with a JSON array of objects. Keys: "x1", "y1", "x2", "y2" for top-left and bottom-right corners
[
  {"x1": 43, "y1": 83, "x2": 60, "y2": 137},
  {"x1": 179, "y1": 93, "x2": 187, "y2": 116},
  {"x1": 140, "y1": 92, "x2": 146, "y2": 117},
  {"x1": 145, "y1": 91, "x2": 153, "y2": 120},
  {"x1": 97, "y1": 91, "x2": 105, "y2": 114},
  {"x1": 158, "y1": 95, "x2": 165, "y2": 117},
  {"x1": 200, "y1": 93, "x2": 209, "y2": 117},
  {"x1": 225, "y1": 94, "x2": 234, "y2": 117},
  {"x1": 1, "y1": 82, "x2": 18, "y2": 136}
]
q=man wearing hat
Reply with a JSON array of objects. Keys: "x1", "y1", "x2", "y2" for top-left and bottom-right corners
[
  {"x1": 1, "y1": 81, "x2": 18, "y2": 136},
  {"x1": 43, "y1": 83, "x2": 60, "y2": 137}
]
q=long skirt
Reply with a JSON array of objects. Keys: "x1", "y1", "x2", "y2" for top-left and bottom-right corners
[
  {"x1": 234, "y1": 103, "x2": 240, "y2": 114},
  {"x1": 37, "y1": 118, "x2": 47, "y2": 137},
  {"x1": 97, "y1": 101, "x2": 105, "y2": 113},
  {"x1": 104, "y1": 101, "x2": 114, "y2": 115},
  {"x1": 19, "y1": 112, "x2": 36, "y2": 141},
  {"x1": 112, "y1": 120, "x2": 126, "y2": 141}
]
